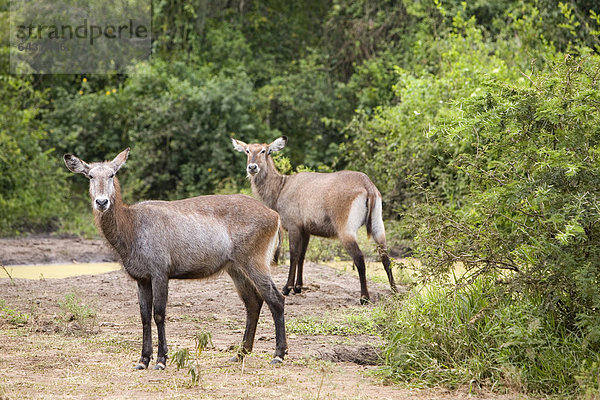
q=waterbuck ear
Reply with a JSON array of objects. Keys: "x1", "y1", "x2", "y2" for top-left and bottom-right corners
[
  {"x1": 268, "y1": 136, "x2": 287, "y2": 154},
  {"x1": 111, "y1": 148, "x2": 130, "y2": 173},
  {"x1": 64, "y1": 154, "x2": 91, "y2": 177},
  {"x1": 232, "y1": 138, "x2": 247, "y2": 153}
]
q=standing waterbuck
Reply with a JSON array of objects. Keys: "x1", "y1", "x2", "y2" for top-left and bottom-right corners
[
  {"x1": 64, "y1": 148, "x2": 287, "y2": 369},
  {"x1": 232, "y1": 137, "x2": 397, "y2": 304}
]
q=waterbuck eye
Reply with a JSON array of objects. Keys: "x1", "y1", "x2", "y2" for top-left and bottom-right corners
[
  {"x1": 88, "y1": 175, "x2": 95, "y2": 180},
  {"x1": 260, "y1": 149, "x2": 266, "y2": 154},
  {"x1": 109, "y1": 173, "x2": 115, "y2": 179},
  {"x1": 245, "y1": 149, "x2": 250, "y2": 154}
]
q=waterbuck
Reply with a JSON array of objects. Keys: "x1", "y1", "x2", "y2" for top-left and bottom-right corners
[
  {"x1": 232, "y1": 136, "x2": 397, "y2": 304},
  {"x1": 64, "y1": 148, "x2": 287, "y2": 369}
]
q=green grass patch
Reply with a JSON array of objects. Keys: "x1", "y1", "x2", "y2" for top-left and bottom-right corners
[
  {"x1": 58, "y1": 292, "x2": 96, "y2": 320},
  {"x1": 0, "y1": 299, "x2": 30, "y2": 326},
  {"x1": 286, "y1": 309, "x2": 380, "y2": 336},
  {"x1": 377, "y1": 276, "x2": 600, "y2": 397},
  {"x1": 58, "y1": 292, "x2": 97, "y2": 328}
]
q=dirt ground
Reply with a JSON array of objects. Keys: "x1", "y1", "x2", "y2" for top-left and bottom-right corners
[{"x1": 0, "y1": 237, "x2": 519, "y2": 399}]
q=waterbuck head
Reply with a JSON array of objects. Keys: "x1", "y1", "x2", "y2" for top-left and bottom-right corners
[
  {"x1": 232, "y1": 136, "x2": 287, "y2": 177},
  {"x1": 63, "y1": 148, "x2": 130, "y2": 212}
]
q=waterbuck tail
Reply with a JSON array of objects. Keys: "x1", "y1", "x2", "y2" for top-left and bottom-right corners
[
  {"x1": 272, "y1": 225, "x2": 283, "y2": 265},
  {"x1": 366, "y1": 191, "x2": 386, "y2": 245},
  {"x1": 267, "y1": 216, "x2": 282, "y2": 268}
]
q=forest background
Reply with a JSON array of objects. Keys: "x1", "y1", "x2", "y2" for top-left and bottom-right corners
[{"x1": 2, "y1": 0, "x2": 600, "y2": 397}]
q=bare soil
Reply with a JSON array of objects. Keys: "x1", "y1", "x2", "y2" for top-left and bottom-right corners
[{"x1": 0, "y1": 237, "x2": 518, "y2": 399}]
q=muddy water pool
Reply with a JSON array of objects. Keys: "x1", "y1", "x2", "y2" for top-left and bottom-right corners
[{"x1": 0, "y1": 263, "x2": 121, "y2": 279}]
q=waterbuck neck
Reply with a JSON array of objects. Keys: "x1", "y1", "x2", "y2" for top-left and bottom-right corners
[
  {"x1": 93, "y1": 177, "x2": 134, "y2": 260},
  {"x1": 250, "y1": 157, "x2": 287, "y2": 210}
]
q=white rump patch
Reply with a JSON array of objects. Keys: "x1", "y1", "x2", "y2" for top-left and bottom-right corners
[{"x1": 344, "y1": 194, "x2": 368, "y2": 238}]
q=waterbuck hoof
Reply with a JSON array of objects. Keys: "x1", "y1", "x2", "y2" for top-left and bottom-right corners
[
  {"x1": 282, "y1": 286, "x2": 292, "y2": 296},
  {"x1": 293, "y1": 285, "x2": 302, "y2": 294},
  {"x1": 270, "y1": 356, "x2": 284, "y2": 365},
  {"x1": 135, "y1": 356, "x2": 151, "y2": 370},
  {"x1": 359, "y1": 296, "x2": 370, "y2": 305},
  {"x1": 154, "y1": 362, "x2": 166, "y2": 370}
]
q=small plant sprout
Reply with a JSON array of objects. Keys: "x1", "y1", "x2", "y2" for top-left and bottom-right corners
[{"x1": 170, "y1": 330, "x2": 213, "y2": 386}]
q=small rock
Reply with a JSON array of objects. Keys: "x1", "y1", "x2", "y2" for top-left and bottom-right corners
[{"x1": 68, "y1": 321, "x2": 81, "y2": 331}]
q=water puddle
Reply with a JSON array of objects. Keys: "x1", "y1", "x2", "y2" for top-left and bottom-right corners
[{"x1": 0, "y1": 263, "x2": 121, "y2": 280}]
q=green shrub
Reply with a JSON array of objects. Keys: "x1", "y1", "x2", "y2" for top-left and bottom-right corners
[
  {"x1": 377, "y1": 51, "x2": 600, "y2": 396},
  {"x1": 123, "y1": 61, "x2": 269, "y2": 200},
  {"x1": 0, "y1": 76, "x2": 70, "y2": 235},
  {"x1": 343, "y1": 11, "x2": 535, "y2": 217},
  {"x1": 0, "y1": 299, "x2": 30, "y2": 326},
  {"x1": 48, "y1": 60, "x2": 273, "y2": 201},
  {"x1": 258, "y1": 52, "x2": 351, "y2": 169},
  {"x1": 417, "y1": 51, "x2": 600, "y2": 342},
  {"x1": 379, "y1": 276, "x2": 600, "y2": 396},
  {"x1": 58, "y1": 292, "x2": 96, "y2": 323}
]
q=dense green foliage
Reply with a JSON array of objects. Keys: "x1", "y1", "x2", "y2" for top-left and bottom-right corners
[
  {"x1": 3, "y1": 0, "x2": 600, "y2": 396},
  {"x1": 342, "y1": 3, "x2": 600, "y2": 396},
  {"x1": 377, "y1": 53, "x2": 600, "y2": 396},
  {"x1": 380, "y1": 275, "x2": 600, "y2": 394},
  {"x1": 48, "y1": 61, "x2": 269, "y2": 200},
  {"x1": 0, "y1": 76, "x2": 70, "y2": 234}
]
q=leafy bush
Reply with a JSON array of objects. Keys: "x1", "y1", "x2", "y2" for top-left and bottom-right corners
[
  {"x1": 0, "y1": 76, "x2": 70, "y2": 235},
  {"x1": 48, "y1": 60, "x2": 272, "y2": 201},
  {"x1": 123, "y1": 61, "x2": 269, "y2": 199},
  {"x1": 343, "y1": 14, "x2": 523, "y2": 218},
  {"x1": 258, "y1": 52, "x2": 351, "y2": 169},
  {"x1": 380, "y1": 276, "x2": 600, "y2": 396},
  {"x1": 338, "y1": 5, "x2": 600, "y2": 393},
  {"x1": 377, "y1": 50, "x2": 600, "y2": 396},
  {"x1": 417, "y1": 51, "x2": 600, "y2": 341}
]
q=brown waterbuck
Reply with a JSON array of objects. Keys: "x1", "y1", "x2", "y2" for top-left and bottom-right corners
[
  {"x1": 64, "y1": 148, "x2": 287, "y2": 369},
  {"x1": 232, "y1": 136, "x2": 397, "y2": 304}
]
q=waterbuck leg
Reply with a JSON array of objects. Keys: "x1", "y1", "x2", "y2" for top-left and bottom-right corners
[
  {"x1": 374, "y1": 238, "x2": 397, "y2": 292},
  {"x1": 228, "y1": 267, "x2": 264, "y2": 361},
  {"x1": 283, "y1": 228, "x2": 301, "y2": 295},
  {"x1": 152, "y1": 277, "x2": 169, "y2": 370},
  {"x1": 342, "y1": 238, "x2": 370, "y2": 304},
  {"x1": 136, "y1": 279, "x2": 153, "y2": 370},
  {"x1": 246, "y1": 267, "x2": 287, "y2": 363},
  {"x1": 381, "y1": 253, "x2": 397, "y2": 292},
  {"x1": 294, "y1": 231, "x2": 310, "y2": 293}
]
